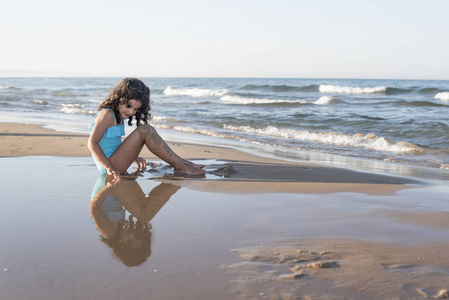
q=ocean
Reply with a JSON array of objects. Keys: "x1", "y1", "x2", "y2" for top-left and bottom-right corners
[{"x1": 1, "y1": 77, "x2": 448, "y2": 179}]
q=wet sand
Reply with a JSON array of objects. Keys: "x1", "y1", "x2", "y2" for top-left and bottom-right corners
[
  {"x1": 1, "y1": 122, "x2": 449, "y2": 299},
  {"x1": 0, "y1": 122, "x2": 419, "y2": 195}
]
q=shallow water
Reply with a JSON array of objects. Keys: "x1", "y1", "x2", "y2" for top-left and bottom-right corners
[{"x1": 1, "y1": 157, "x2": 449, "y2": 299}]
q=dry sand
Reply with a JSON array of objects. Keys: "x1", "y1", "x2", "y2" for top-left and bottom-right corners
[{"x1": 3, "y1": 122, "x2": 449, "y2": 299}]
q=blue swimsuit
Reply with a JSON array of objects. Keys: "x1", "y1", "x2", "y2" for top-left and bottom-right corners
[
  {"x1": 89, "y1": 108, "x2": 125, "y2": 174},
  {"x1": 91, "y1": 174, "x2": 126, "y2": 238}
]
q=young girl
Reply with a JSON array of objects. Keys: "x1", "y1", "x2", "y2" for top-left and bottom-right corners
[{"x1": 88, "y1": 78, "x2": 205, "y2": 180}]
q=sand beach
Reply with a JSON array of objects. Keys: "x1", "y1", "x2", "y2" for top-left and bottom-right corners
[{"x1": 1, "y1": 122, "x2": 449, "y2": 300}]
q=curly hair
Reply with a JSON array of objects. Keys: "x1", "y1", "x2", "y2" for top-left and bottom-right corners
[
  {"x1": 101, "y1": 215, "x2": 153, "y2": 267},
  {"x1": 98, "y1": 78, "x2": 151, "y2": 126}
]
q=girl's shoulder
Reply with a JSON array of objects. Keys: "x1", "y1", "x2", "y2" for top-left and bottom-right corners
[
  {"x1": 96, "y1": 108, "x2": 115, "y2": 118},
  {"x1": 95, "y1": 108, "x2": 117, "y2": 126},
  {"x1": 89, "y1": 108, "x2": 120, "y2": 133}
]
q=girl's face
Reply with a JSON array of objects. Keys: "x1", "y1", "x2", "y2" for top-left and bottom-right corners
[
  {"x1": 120, "y1": 227, "x2": 142, "y2": 250},
  {"x1": 118, "y1": 99, "x2": 142, "y2": 119}
]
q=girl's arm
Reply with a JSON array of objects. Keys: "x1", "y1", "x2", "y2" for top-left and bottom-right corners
[
  {"x1": 89, "y1": 178, "x2": 119, "y2": 239},
  {"x1": 87, "y1": 109, "x2": 121, "y2": 180}
]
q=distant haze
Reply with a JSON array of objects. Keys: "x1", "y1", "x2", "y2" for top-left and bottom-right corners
[{"x1": 1, "y1": 0, "x2": 448, "y2": 79}]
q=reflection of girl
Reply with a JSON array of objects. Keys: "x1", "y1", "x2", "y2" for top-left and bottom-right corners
[{"x1": 90, "y1": 175, "x2": 180, "y2": 267}]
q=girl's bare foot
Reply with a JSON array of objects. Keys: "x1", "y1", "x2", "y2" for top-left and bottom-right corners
[{"x1": 174, "y1": 160, "x2": 205, "y2": 176}]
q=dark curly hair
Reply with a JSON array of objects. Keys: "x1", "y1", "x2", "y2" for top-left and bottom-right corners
[
  {"x1": 101, "y1": 215, "x2": 153, "y2": 267},
  {"x1": 99, "y1": 78, "x2": 151, "y2": 126}
]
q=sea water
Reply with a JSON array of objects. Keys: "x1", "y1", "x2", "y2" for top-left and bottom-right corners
[{"x1": 1, "y1": 77, "x2": 448, "y2": 173}]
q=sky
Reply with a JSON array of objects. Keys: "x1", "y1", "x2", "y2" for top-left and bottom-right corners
[{"x1": 1, "y1": 0, "x2": 448, "y2": 79}]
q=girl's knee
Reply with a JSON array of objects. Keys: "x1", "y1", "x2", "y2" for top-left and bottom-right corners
[{"x1": 136, "y1": 123, "x2": 155, "y2": 137}]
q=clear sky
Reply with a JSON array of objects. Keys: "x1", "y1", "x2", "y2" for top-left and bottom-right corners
[{"x1": 1, "y1": 0, "x2": 448, "y2": 79}]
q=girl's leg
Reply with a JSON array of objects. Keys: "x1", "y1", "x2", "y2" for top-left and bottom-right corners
[{"x1": 109, "y1": 124, "x2": 205, "y2": 175}]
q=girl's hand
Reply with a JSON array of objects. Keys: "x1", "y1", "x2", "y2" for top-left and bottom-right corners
[
  {"x1": 134, "y1": 157, "x2": 147, "y2": 170},
  {"x1": 106, "y1": 166, "x2": 121, "y2": 182}
]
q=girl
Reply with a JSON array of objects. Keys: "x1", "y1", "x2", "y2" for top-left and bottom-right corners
[{"x1": 88, "y1": 78, "x2": 205, "y2": 180}]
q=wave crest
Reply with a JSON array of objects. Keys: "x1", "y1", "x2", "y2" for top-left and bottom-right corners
[
  {"x1": 418, "y1": 87, "x2": 445, "y2": 94},
  {"x1": 32, "y1": 99, "x2": 48, "y2": 105},
  {"x1": 60, "y1": 104, "x2": 95, "y2": 114},
  {"x1": 319, "y1": 84, "x2": 388, "y2": 94},
  {"x1": 435, "y1": 92, "x2": 449, "y2": 101},
  {"x1": 152, "y1": 115, "x2": 181, "y2": 123},
  {"x1": 61, "y1": 107, "x2": 96, "y2": 114},
  {"x1": 223, "y1": 125, "x2": 422, "y2": 153},
  {"x1": 173, "y1": 126, "x2": 239, "y2": 139},
  {"x1": 239, "y1": 84, "x2": 319, "y2": 92},
  {"x1": 220, "y1": 95, "x2": 306, "y2": 105},
  {"x1": 163, "y1": 86, "x2": 229, "y2": 97},
  {"x1": 313, "y1": 96, "x2": 340, "y2": 105}
]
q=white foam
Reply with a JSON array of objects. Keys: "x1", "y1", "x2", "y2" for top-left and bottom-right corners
[
  {"x1": 60, "y1": 103, "x2": 80, "y2": 108},
  {"x1": 319, "y1": 84, "x2": 387, "y2": 94},
  {"x1": 60, "y1": 107, "x2": 96, "y2": 114},
  {"x1": 223, "y1": 125, "x2": 421, "y2": 153},
  {"x1": 163, "y1": 86, "x2": 229, "y2": 97},
  {"x1": 313, "y1": 96, "x2": 339, "y2": 105},
  {"x1": 89, "y1": 99, "x2": 103, "y2": 103},
  {"x1": 33, "y1": 99, "x2": 48, "y2": 105},
  {"x1": 435, "y1": 92, "x2": 449, "y2": 101},
  {"x1": 152, "y1": 115, "x2": 181, "y2": 123},
  {"x1": 173, "y1": 126, "x2": 239, "y2": 139},
  {"x1": 60, "y1": 104, "x2": 95, "y2": 114},
  {"x1": 220, "y1": 95, "x2": 307, "y2": 105},
  {"x1": 0, "y1": 86, "x2": 11, "y2": 89}
]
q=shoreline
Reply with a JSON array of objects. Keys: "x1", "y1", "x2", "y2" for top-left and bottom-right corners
[
  {"x1": 3, "y1": 120, "x2": 448, "y2": 185},
  {"x1": 0, "y1": 122, "x2": 421, "y2": 195}
]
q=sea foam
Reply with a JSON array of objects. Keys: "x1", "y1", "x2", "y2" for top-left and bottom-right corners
[
  {"x1": 152, "y1": 115, "x2": 181, "y2": 123},
  {"x1": 60, "y1": 107, "x2": 96, "y2": 114},
  {"x1": 33, "y1": 99, "x2": 48, "y2": 105},
  {"x1": 60, "y1": 104, "x2": 95, "y2": 114},
  {"x1": 435, "y1": 92, "x2": 449, "y2": 101},
  {"x1": 163, "y1": 86, "x2": 229, "y2": 97},
  {"x1": 173, "y1": 126, "x2": 239, "y2": 140},
  {"x1": 220, "y1": 95, "x2": 307, "y2": 105},
  {"x1": 313, "y1": 96, "x2": 340, "y2": 105},
  {"x1": 223, "y1": 125, "x2": 421, "y2": 153},
  {"x1": 319, "y1": 84, "x2": 387, "y2": 94}
]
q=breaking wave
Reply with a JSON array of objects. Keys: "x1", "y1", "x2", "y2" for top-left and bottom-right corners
[
  {"x1": 223, "y1": 125, "x2": 423, "y2": 153},
  {"x1": 239, "y1": 84, "x2": 319, "y2": 92},
  {"x1": 319, "y1": 85, "x2": 388, "y2": 94},
  {"x1": 152, "y1": 115, "x2": 181, "y2": 123},
  {"x1": 163, "y1": 86, "x2": 229, "y2": 97},
  {"x1": 173, "y1": 126, "x2": 239, "y2": 140},
  {"x1": 60, "y1": 104, "x2": 96, "y2": 114},
  {"x1": 32, "y1": 99, "x2": 48, "y2": 105},
  {"x1": 220, "y1": 95, "x2": 307, "y2": 105},
  {"x1": 435, "y1": 92, "x2": 449, "y2": 101},
  {"x1": 313, "y1": 96, "x2": 340, "y2": 105}
]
